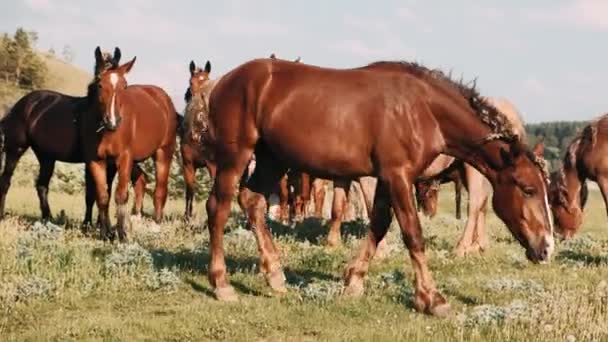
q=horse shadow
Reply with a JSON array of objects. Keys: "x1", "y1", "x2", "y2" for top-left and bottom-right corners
[
  {"x1": 267, "y1": 217, "x2": 369, "y2": 243},
  {"x1": 556, "y1": 250, "x2": 608, "y2": 266},
  {"x1": 147, "y1": 244, "x2": 339, "y2": 298}
]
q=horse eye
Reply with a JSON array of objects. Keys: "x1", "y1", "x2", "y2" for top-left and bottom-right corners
[{"x1": 523, "y1": 186, "x2": 536, "y2": 198}]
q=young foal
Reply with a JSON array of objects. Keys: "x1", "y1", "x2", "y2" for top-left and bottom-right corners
[
  {"x1": 0, "y1": 47, "x2": 146, "y2": 225},
  {"x1": 549, "y1": 115, "x2": 608, "y2": 238},
  {"x1": 84, "y1": 54, "x2": 177, "y2": 241},
  {"x1": 205, "y1": 58, "x2": 554, "y2": 316},
  {"x1": 181, "y1": 60, "x2": 218, "y2": 219}
]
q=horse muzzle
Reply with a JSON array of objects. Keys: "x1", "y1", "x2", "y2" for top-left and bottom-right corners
[{"x1": 103, "y1": 115, "x2": 122, "y2": 131}]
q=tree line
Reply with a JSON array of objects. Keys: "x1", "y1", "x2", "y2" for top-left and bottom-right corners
[
  {"x1": 526, "y1": 121, "x2": 590, "y2": 171},
  {"x1": 0, "y1": 27, "x2": 47, "y2": 91}
]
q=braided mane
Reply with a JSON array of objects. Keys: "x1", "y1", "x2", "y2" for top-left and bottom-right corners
[{"x1": 366, "y1": 61, "x2": 548, "y2": 181}]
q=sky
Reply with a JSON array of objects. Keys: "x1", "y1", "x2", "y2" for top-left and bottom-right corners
[{"x1": 2, "y1": 0, "x2": 608, "y2": 123}]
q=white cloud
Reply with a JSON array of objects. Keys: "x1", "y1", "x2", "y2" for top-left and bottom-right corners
[
  {"x1": 23, "y1": 0, "x2": 52, "y2": 11},
  {"x1": 521, "y1": 77, "x2": 550, "y2": 97},
  {"x1": 214, "y1": 15, "x2": 287, "y2": 36},
  {"x1": 526, "y1": 0, "x2": 608, "y2": 31}
]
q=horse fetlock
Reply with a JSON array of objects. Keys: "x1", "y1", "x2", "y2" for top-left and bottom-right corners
[{"x1": 326, "y1": 228, "x2": 342, "y2": 247}]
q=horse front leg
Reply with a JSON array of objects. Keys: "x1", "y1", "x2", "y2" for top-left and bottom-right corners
[
  {"x1": 238, "y1": 152, "x2": 288, "y2": 294},
  {"x1": 35, "y1": 158, "x2": 55, "y2": 221},
  {"x1": 130, "y1": 164, "x2": 147, "y2": 217},
  {"x1": 208, "y1": 159, "x2": 250, "y2": 301},
  {"x1": 181, "y1": 144, "x2": 196, "y2": 220},
  {"x1": 388, "y1": 170, "x2": 449, "y2": 317},
  {"x1": 115, "y1": 153, "x2": 133, "y2": 242},
  {"x1": 83, "y1": 167, "x2": 95, "y2": 230},
  {"x1": 88, "y1": 160, "x2": 112, "y2": 241}
]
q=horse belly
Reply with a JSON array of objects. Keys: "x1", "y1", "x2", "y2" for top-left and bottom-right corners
[{"x1": 264, "y1": 131, "x2": 373, "y2": 178}]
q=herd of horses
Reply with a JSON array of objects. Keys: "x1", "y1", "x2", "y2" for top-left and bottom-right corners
[{"x1": 0, "y1": 46, "x2": 607, "y2": 318}]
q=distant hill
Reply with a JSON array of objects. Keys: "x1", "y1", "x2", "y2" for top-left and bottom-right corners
[
  {"x1": 0, "y1": 53, "x2": 91, "y2": 114},
  {"x1": 41, "y1": 53, "x2": 91, "y2": 96}
]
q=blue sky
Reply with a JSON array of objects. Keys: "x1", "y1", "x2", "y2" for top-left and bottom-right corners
[{"x1": 3, "y1": 0, "x2": 608, "y2": 123}]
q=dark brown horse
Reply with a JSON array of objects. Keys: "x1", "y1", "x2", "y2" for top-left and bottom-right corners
[
  {"x1": 83, "y1": 51, "x2": 177, "y2": 241},
  {"x1": 548, "y1": 116, "x2": 608, "y2": 238},
  {"x1": 0, "y1": 47, "x2": 147, "y2": 225},
  {"x1": 204, "y1": 58, "x2": 554, "y2": 316}
]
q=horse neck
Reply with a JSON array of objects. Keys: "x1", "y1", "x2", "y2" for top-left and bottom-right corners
[
  {"x1": 431, "y1": 96, "x2": 510, "y2": 184},
  {"x1": 562, "y1": 163, "x2": 585, "y2": 209}
]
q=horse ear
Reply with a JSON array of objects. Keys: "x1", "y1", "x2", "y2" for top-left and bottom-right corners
[
  {"x1": 294, "y1": 56, "x2": 301, "y2": 63},
  {"x1": 532, "y1": 140, "x2": 545, "y2": 157},
  {"x1": 189, "y1": 60, "x2": 196, "y2": 75},
  {"x1": 113, "y1": 47, "x2": 122, "y2": 66},
  {"x1": 204, "y1": 61, "x2": 211, "y2": 74},
  {"x1": 94, "y1": 46, "x2": 103, "y2": 64},
  {"x1": 500, "y1": 147, "x2": 515, "y2": 167},
  {"x1": 270, "y1": 53, "x2": 276, "y2": 59},
  {"x1": 119, "y1": 56, "x2": 137, "y2": 74}
]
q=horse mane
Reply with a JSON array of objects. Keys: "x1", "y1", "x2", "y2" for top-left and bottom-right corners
[
  {"x1": 366, "y1": 61, "x2": 548, "y2": 180},
  {"x1": 366, "y1": 61, "x2": 516, "y2": 140}
]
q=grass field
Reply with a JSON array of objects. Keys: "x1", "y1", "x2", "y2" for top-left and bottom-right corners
[{"x1": 1, "y1": 163, "x2": 607, "y2": 341}]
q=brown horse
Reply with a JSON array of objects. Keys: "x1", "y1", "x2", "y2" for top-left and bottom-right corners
[
  {"x1": 548, "y1": 116, "x2": 608, "y2": 238},
  {"x1": 83, "y1": 51, "x2": 177, "y2": 241},
  {"x1": 205, "y1": 58, "x2": 553, "y2": 316},
  {"x1": 0, "y1": 47, "x2": 147, "y2": 225}
]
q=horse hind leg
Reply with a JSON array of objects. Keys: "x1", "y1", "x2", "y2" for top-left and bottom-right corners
[
  {"x1": 327, "y1": 181, "x2": 350, "y2": 247},
  {"x1": 238, "y1": 151, "x2": 289, "y2": 294},
  {"x1": 344, "y1": 179, "x2": 392, "y2": 297},
  {"x1": 35, "y1": 158, "x2": 56, "y2": 221},
  {"x1": 152, "y1": 147, "x2": 174, "y2": 223}
]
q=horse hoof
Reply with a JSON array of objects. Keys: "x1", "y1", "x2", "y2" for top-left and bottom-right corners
[
  {"x1": 214, "y1": 286, "x2": 239, "y2": 302},
  {"x1": 326, "y1": 235, "x2": 341, "y2": 248},
  {"x1": 266, "y1": 270, "x2": 287, "y2": 293},
  {"x1": 343, "y1": 278, "x2": 365, "y2": 297},
  {"x1": 429, "y1": 302, "x2": 451, "y2": 318},
  {"x1": 414, "y1": 291, "x2": 450, "y2": 317}
]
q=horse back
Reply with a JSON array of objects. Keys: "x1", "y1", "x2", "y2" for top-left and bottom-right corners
[
  {"x1": 2, "y1": 90, "x2": 86, "y2": 161},
  {"x1": 210, "y1": 59, "x2": 443, "y2": 178}
]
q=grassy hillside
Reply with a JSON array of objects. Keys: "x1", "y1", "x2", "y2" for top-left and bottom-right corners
[
  {"x1": 0, "y1": 52, "x2": 90, "y2": 114},
  {"x1": 0, "y1": 183, "x2": 607, "y2": 341}
]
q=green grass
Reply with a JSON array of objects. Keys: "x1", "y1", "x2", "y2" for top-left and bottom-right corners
[{"x1": 1, "y1": 166, "x2": 607, "y2": 341}]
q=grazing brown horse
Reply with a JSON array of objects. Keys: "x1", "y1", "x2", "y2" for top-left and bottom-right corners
[
  {"x1": 82, "y1": 52, "x2": 177, "y2": 241},
  {"x1": 415, "y1": 159, "x2": 464, "y2": 219},
  {"x1": 181, "y1": 60, "x2": 217, "y2": 219},
  {"x1": 0, "y1": 47, "x2": 146, "y2": 225},
  {"x1": 204, "y1": 58, "x2": 554, "y2": 316},
  {"x1": 548, "y1": 116, "x2": 608, "y2": 238}
]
